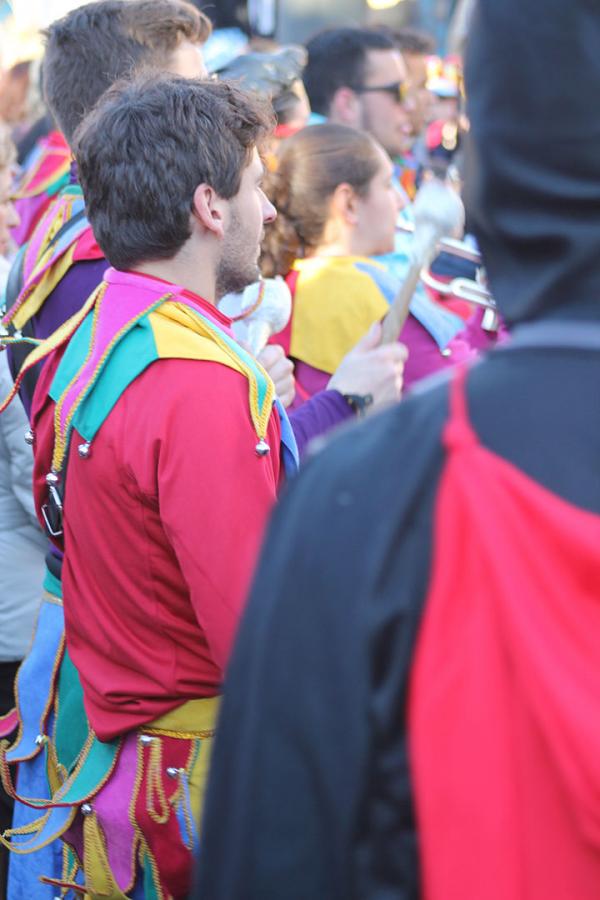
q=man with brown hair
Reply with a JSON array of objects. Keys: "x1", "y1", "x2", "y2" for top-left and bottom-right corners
[
  {"x1": 0, "y1": 4, "x2": 211, "y2": 898},
  {"x1": 372, "y1": 25, "x2": 436, "y2": 197},
  {"x1": 15, "y1": 72, "x2": 293, "y2": 898},
  {"x1": 391, "y1": 28, "x2": 436, "y2": 145},
  {"x1": 43, "y1": 0, "x2": 210, "y2": 144}
]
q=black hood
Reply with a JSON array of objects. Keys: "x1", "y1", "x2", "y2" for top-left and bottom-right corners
[{"x1": 464, "y1": 0, "x2": 600, "y2": 325}]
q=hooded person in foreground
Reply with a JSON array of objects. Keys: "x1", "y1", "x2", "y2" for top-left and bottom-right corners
[{"x1": 196, "y1": 1, "x2": 600, "y2": 897}]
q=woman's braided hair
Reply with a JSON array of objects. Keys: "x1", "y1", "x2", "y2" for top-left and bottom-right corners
[{"x1": 261, "y1": 123, "x2": 380, "y2": 277}]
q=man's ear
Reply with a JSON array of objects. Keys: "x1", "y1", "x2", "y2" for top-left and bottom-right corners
[
  {"x1": 192, "y1": 183, "x2": 226, "y2": 239},
  {"x1": 329, "y1": 87, "x2": 361, "y2": 128},
  {"x1": 330, "y1": 182, "x2": 359, "y2": 227}
]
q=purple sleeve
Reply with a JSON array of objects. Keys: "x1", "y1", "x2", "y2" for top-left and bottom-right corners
[
  {"x1": 14, "y1": 258, "x2": 107, "y2": 418},
  {"x1": 291, "y1": 316, "x2": 477, "y2": 400},
  {"x1": 290, "y1": 361, "x2": 331, "y2": 407},
  {"x1": 289, "y1": 390, "x2": 354, "y2": 459},
  {"x1": 399, "y1": 315, "x2": 477, "y2": 390},
  {"x1": 32, "y1": 258, "x2": 108, "y2": 339}
]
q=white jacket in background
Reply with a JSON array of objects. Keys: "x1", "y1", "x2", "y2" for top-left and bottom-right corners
[{"x1": 0, "y1": 351, "x2": 46, "y2": 661}]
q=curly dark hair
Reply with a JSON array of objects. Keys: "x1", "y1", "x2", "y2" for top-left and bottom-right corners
[{"x1": 74, "y1": 74, "x2": 273, "y2": 271}]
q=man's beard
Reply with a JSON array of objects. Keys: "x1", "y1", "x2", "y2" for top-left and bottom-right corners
[{"x1": 215, "y1": 211, "x2": 262, "y2": 300}]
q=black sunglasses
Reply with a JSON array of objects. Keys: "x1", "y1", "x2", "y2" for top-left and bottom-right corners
[{"x1": 353, "y1": 81, "x2": 408, "y2": 104}]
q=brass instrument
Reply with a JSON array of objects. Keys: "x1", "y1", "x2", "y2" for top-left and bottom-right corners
[
  {"x1": 396, "y1": 219, "x2": 483, "y2": 266},
  {"x1": 396, "y1": 220, "x2": 499, "y2": 331}
]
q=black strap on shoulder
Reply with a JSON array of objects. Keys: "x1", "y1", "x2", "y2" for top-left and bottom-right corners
[
  {"x1": 5, "y1": 207, "x2": 89, "y2": 405},
  {"x1": 4, "y1": 206, "x2": 87, "y2": 328},
  {"x1": 44, "y1": 207, "x2": 87, "y2": 257},
  {"x1": 6, "y1": 322, "x2": 39, "y2": 402}
]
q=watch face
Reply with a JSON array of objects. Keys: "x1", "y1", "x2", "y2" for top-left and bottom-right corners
[{"x1": 343, "y1": 393, "x2": 374, "y2": 416}]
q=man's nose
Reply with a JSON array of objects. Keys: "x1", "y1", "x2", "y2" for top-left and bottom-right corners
[{"x1": 263, "y1": 196, "x2": 277, "y2": 224}]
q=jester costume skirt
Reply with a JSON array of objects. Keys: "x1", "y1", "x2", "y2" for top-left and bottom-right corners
[
  {"x1": 0, "y1": 576, "x2": 75, "y2": 898},
  {"x1": 0, "y1": 581, "x2": 218, "y2": 899}
]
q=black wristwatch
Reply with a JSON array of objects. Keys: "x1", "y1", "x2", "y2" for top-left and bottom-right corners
[{"x1": 342, "y1": 392, "x2": 374, "y2": 417}]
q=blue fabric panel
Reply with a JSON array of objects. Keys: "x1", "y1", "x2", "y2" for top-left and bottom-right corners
[
  {"x1": 7, "y1": 751, "x2": 64, "y2": 899},
  {"x1": 6, "y1": 599, "x2": 64, "y2": 764},
  {"x1": 275, "y1": 397, "x2": 299, "y2": 478}
]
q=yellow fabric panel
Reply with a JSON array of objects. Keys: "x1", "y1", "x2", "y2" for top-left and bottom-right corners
[
  {"x1": 144, "y1": 696, "x2": 220, "y2": 736},
  {"x1": 150, "y1": 301, "x2": 275, "y2": 441},
  {"x1": 288, "y1": 256, "x2": 389, "y2": 374},
  {"x1": 149, "y1": 305, "x2": 243, "y2": 372},
  {"x1": 188, "y1": 733, "x2": 214, "y2": 840},
  {"x1": 12, "y1": 244, "x2": 77, "y2": 332}
]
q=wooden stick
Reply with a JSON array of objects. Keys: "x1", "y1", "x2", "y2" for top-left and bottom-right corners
[
  {"x1": 380, "y1": 179, "x2": 466, "y2": 345},
  {"x1": 380, "y1": 262, "x2": 423, "y2": 344}
]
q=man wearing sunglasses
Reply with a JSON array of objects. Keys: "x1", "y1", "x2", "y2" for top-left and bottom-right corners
[{"x1": 303, "y1": 27, "x2": 415, "y2": 160}]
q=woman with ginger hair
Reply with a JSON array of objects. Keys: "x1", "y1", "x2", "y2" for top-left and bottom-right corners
[{"x1": 262, "y1": 123, "x2": 472, "y2": 402}]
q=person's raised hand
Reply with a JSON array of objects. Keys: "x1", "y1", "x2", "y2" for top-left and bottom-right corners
[
  {"x1": 328, "y1": 322, "x2": 408, "y2": 412},
  {"x1": 258, "y1": 344, "x2": 296, "y2": 408}
]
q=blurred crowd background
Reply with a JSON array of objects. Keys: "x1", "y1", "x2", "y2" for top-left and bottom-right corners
[{"x1": 0, "y1": 0, "x2": 473, "y2": 132}]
